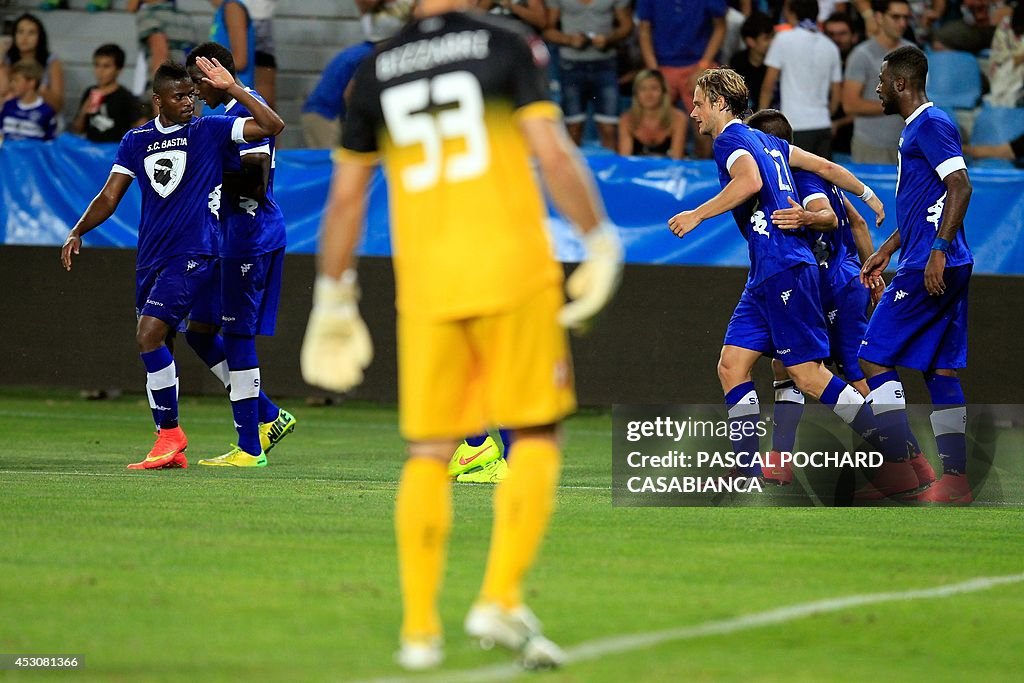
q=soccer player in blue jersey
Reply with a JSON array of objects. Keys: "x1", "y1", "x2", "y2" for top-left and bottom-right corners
[
  {"x1": 60, "y1": 57, "x2": 285, "y2": 470},
  {"x1": 859, "y1": 45, "x2": 975, "y2": 504},
  {"x1": 667, "y1": 68, "x2": 903, "y2": 479},
  {"x1": 182, "y1": 42, "x2": 296, "y2": 468},
  {"x1": 747, "y1": 108, "x2": 936, "y2": 490}
]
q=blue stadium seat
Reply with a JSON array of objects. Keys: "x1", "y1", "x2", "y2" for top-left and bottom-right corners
[
  {"x1": 970, "y1": 105, "x2": 1024, "y2": 145},
  {"x1": 927, "y1": 50, "x2": 982, "y2": 110}
]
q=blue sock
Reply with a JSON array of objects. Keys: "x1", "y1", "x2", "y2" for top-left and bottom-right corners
[
  {"x1": 465, "y1": 433, "x2": 489, "y2": 447},
  {"x1": 771, "y1": 379, "x2": 804, "y2": 453},
  {"x1": 821, "y1": 375, "x2": 904, "y2": 461},
  {"x1": 926, "y1": 374, "x2": 967, "y2": 474},
  {"x1": 865, "y1": 371, "x2": 915, "y2": 461},
  {"x1": 725, "y1": 381, "x2": 761, "y2": 476},
  {"x1": 224, "y1": 334, "x2": 262, "y2": 455},
  {"x1": 141, "y1": 347, "x2": 178, "y2": 430},
  {"x1": 258, "y1": 392, "x2": 280, "y2": 424},
  {"x1": 185, "y1": 329, "x2": 230, "y2": 389}
]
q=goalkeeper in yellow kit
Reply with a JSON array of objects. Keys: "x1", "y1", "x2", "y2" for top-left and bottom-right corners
[{"x1": 300, "y1": 0, "x2": 622, "y2": 672}]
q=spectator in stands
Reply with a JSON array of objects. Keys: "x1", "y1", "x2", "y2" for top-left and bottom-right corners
[
  {"x1": 730, "y1": 11, "x2": 776, "y2": 112},
  {"x1": 966, "y1": 132, "x2": 1024, "y2": 164},
  {"x1": 243, "y1": 0, "x2": 277, "y2": 109},
  {"x1": 127, "y1": 1, "x2": 197, "y2": 97},
  {"x1": 301, "y1": 0, "x2": 414, "y2": 148},
  {"x1": 0, "y1": 13, "x2": 63, "y2": 113},
  {"x1": 985, "y1": 2, "x2": 1024, "y2": 106},
  {"x1": 760, "y1": 0, "x2": 843, "y2": 159},
  {"x1": 824, "y1": 11, "x2": 861, "y2": 154},
  {"x1": 933, "y1": 0, "x2": 1011, "y2": 53},
  {"x1": 843, "y1": 0, "x2": 914, "y2": 163},
  {"x1": 617, "y1": 69, "x2": 686, "y2": 158},
  {"x1": 637, "y1": 0, "x2": 727, "y2": 159},
  {"x1": 71, "y1": 44, "x2": 143, "y2": 143},
  {"x1": 209, "y1": 1, "x2": 255, "y2": 89},
  {"x1": 478, "y1": 0, "x2": 548, "y2": 33},
  {"x1": 906, "y1": 0, "x2": 945, "y2": 45},
  {"x1": 1, "y1": 61, "x2": 56, "y2": 141},
  {"x1": 544, "y1": 0, "x2": 634, "y2": 150}
]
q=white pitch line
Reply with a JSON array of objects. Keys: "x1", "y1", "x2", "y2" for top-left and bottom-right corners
[
  {"x1": 355, "y1": 572, "x2": 1024, "y2": 683},
  {"x1": 0, "y1": 470, "x2": 608, "y2": 491}
]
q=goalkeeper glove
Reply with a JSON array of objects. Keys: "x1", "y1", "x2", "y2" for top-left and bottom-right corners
[
  {"x1": 558, "y1": 221, "x2": 623, "y2": 332},
  {"x1": 300, "y1": 270, "x2": 373, "y2": 392}
]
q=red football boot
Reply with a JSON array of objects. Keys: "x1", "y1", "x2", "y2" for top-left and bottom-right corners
[
  {"x1": 127, "y1": 427, "x2": 189, "y2": 470},
  {"x1": 761, "y1": 450, "x2": 793, "y2": 485},
  {"x1": 905, "y1": 474, "x2": 973, "y2": 504},
  {"x1": 853, "y1": 459, "x2": 919, "y2": 500},
  {"x1": 908, "y1": 451, "x2": 937, "y2": 487}
]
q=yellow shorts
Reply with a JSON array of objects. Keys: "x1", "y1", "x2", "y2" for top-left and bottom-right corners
[{"x1": 398, "y1": 284, "x2": 576, "y2": 441}]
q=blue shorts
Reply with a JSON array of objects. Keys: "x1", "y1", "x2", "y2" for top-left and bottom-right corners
[
  {"x1": 190, "y1": 249, "x2": 284, "y2": 336},
  {"x1": 724, "y1": 264, "x2": 830, "y2": 366},
  {"x1": 559, "y1": 57, "x2": 619, "y2": 125},
  {"x1": 859, "y1": 265, "x2": 971, "y2": 371},
  {"x1": 821, "y1": 273, "x2": 870, "y2": 382},
  {"x1": 136, "y1": 255, "x2": 217, "y2": 327}
]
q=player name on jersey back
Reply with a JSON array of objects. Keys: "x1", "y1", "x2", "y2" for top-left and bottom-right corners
[{"x1": 376, "y1": 29, "x2": 490, "y2": 81}]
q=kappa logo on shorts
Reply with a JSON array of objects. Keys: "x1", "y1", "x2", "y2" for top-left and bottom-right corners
[
  {"x1": 186, "y1": 260, "x2": 199, "y2": 272},
  {"x1": 241, "y1": 263, "x2": 253, "y2": 276},
  {"x1": 894, "y1": 290, "x2": 909, "y2": 301},
  {"x1": 144, "y1": 150, "x2": 187, "y2": 198},
  {"x1": 780, "y1": 289, "x2": 792, "y2": 305},
  {"x1": 828, "y1": 309, "x2": 838, "y2": 323}
]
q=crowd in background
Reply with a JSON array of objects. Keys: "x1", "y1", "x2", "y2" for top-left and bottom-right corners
[{"x1": 0, "y1": 0, "x2": 1021, "y2": 164}]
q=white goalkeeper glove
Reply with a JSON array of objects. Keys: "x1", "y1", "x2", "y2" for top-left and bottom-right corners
[
  {"x1": 558, "y1": 221, "x2": 624, "y2": 332},
  {"x1": 300, "y1": 270, "x2": 373, "y2": 393}
]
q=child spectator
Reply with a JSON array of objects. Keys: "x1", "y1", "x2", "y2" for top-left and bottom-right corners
[
  {"x1": 0, "y1": 13, "x2": 64, "y2": 113},
  {"x1": 1, "y1": 60, "x2": 57, "y2": 141},
  {"x1": 617, "y1": 69, "x2": 686, "y2": 158},
  {"x1": 71, "y1": 44, "x2": 143, "y2": 143}
]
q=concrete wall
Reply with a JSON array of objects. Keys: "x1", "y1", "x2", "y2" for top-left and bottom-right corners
[{"x1": 3, "y1": 245, "x2": 1022, "y2": 406}]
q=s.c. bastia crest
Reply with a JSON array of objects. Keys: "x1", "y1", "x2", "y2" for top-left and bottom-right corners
[{"x1": 144, "y1": 150, "x2": 187, "y2": 198}]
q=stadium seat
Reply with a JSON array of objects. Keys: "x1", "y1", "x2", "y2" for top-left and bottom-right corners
[
  {"x1": 927, "y1": 50, "x2": 982, "y2": 110},
  {"x1": 970, "y1": 105, "x2": 1024, "y2": 145}
]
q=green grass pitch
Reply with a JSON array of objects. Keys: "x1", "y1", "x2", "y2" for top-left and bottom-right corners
[{"x1": 1, "y1": 387, "x2": 1023, "y2": 682}]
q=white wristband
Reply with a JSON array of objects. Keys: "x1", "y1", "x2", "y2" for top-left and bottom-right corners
[{"x1": 859, "y1": 185, "x2": 875, "y2": 202}]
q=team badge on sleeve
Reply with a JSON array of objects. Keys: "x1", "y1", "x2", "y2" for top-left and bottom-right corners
[{"x1": 144, "y1": 151, "x2": 187, "y2": 198}]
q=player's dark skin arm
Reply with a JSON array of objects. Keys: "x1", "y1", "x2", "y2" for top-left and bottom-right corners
[
  {"x1": 224, "y1": 152, "x2": 271, "y2": 203},
  {"x1": 924, "y1": 169, "x2": 972, "y2": 296},
  {"x1": 845, "y1": 195, "x2": 885, "y2": 304},
  {"x1": 770, "y1": 196, "x2": 838, "y2": 231},
  {"x1": 60, "y1": 172, "x2": 133, "y2": 271}
]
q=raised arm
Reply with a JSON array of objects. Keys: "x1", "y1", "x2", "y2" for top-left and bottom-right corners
[
  {"x1": 668, "y1": 152, "x2": 761, "y2": 238},
  {"x1": 194, "y1": 56, "x2": 284, "y2": 140},
  {"x1": 61, "y1": 171, "x2": 133, "y2": 271},
  {"x1": 789, "y1": 144, "x2": 884, "y2": 225}
]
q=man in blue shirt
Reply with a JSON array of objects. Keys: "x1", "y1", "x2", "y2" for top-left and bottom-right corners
[
  {"x1": 60, "y1": 58, "x2": 284, "y2": 470},
  {"x1": 859, "y1": 45, "x2": 975, "y2": 504},
  {"x1": 667, "y1": 68, "x2": 901, "y2": 480},
  {"x1": 184, "y1": 42, "x2": 296, "y2": 468}
]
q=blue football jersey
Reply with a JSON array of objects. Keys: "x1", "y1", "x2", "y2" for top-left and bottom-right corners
[
  {"x1": 713, "y1": 120, "x2": 816, "y2": 286},
  {"x1": 793, "y1": 169, "x2": 862, "y2": 290},
  {"x1": 220, "y1": 89, "x2": 286, "y2": 258},
  {"x1": 895, "y1": 103, "x2": 973, "y2": 271},
  {"x1": 112, "y1": 115, "x2": 246, "y2": 270},
  {"x1": 1, "y1": 97, "x2": 56, "y2": 140}
]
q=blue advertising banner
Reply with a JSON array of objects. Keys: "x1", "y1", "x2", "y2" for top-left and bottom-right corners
[{"x1": 2, "y1": 135, "x2": 1022, "y2": 275}]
